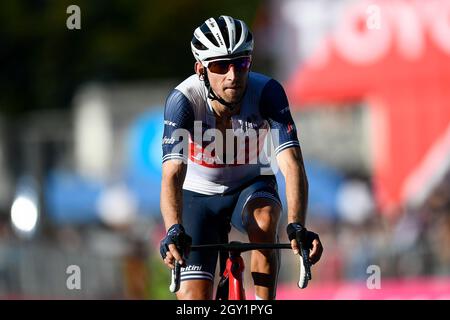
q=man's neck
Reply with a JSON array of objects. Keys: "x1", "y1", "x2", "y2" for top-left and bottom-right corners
[{"x1": 210, "y1": 99, "x2": 241, "y2": 120}]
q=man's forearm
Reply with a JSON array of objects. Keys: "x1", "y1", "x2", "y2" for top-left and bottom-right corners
[
  {"x1": 284, "y1": 163, "x2": 308, "y2": 226},
  {"x1": 160, "y1": 164, "x2": 186, "y2": 230},
  {"x1": 277, "y1": 148, "x2": 309, "y2": 227}
]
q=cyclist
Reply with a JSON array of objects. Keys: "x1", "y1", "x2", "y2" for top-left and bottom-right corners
[{"x1": 160, "y1": 15, "x2": 323, "y2": 300}]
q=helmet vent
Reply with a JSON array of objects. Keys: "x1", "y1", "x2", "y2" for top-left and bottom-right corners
[
  {"x1": 200, "y1": 24, "x2": 219, "y2": 47},
  {"x1": 191, "y1": 37, "x2": 207, "y2": 50},
  {"x1": 245, "y1": 32, "x2": 253, "y2": 43},
  {"x1": 234, "y1": 19, "x2": 242, "y2": 41},
  {"x1": 217, "y1": 16, "x2": 230, "y2": 49}
]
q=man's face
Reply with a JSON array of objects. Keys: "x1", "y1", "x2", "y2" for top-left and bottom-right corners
[{"x1": 198, "y1": 56, "x2": 251, "y2": 104}]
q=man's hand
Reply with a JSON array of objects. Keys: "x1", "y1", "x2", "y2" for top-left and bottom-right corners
[
  {"x1": 286, "y1": 223, "x2": 323, "y2": 265},
  {"x1": 160, "y1": 224, "x2": 192, "y2": 269}
]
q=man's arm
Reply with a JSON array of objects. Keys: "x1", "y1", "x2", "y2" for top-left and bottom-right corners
[
  {"x1": 277, "y1": 146, "x2": 322, "y2": 263},
  {"x1": 160, "y1": 159, "x2": 189, "y2": 267},
  {"x1": 260, "y1": 78, "x2": 307, "y2": 225},
  {"x1": 160, "y1": 89, "x2": 194, "y2": 268},
  {"x1": 259, "y1": 78, "x2": 322, "y2": 263},
  {"x1": 160, "y1": 159, "x2": 187, "y2": 230},
  {"x1": 276, "y1": 146, "x2": 308, "y2": 227},
  {"x1": 161, "y1": 88, "x2": 194, "y2": 230}
]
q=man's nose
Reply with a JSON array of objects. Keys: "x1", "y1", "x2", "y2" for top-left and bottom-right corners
[{"x1": 226, "y1": 64, "x2": 238, "y2": 80}]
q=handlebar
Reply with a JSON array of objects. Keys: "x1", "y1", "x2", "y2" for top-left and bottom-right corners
[
  {"x1": 191, "y1": 241, "x2": 291, "y2": 252},
  {"x1": 168, "y1": 241, "x2": 312, "y2": 293}
]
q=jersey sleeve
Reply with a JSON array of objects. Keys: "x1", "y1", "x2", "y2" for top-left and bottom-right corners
[
  {"x1": 260, "y1": 79, "x2": 300, "y2": 155},
  {"x1": 162, "y1": 89, "x2": 194, "y2": 163}
]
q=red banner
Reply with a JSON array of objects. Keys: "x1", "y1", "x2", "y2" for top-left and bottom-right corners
[{"x1": 285, "y1": 0, "x2": 450, "y2": 213}]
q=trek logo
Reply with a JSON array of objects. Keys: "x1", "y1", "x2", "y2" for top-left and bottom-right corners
[
  {"x1": 232, "y1": 115, "x2": 265, "y2": 136},
  {"x1": 233, "y1": 119, "x2": 257, "y2": 132},
  {"x1": 181, "y1": 265, "x2": 202, "y2": 272},
  {"x1": 215, "y1": 33, "x2": 224, "y2": 46},
  {"x1": 191, "y1": 151, "x2": 217, "y2": 164},
  {"x1": 162, "y1": 136, "x2": 176, "y2": 145},
  {"x1": 164, "y1": 120, "x2": 177, "y2": 127},
  {"x1": 287, "y1": 123, "x2": 295, "y2": 134}
]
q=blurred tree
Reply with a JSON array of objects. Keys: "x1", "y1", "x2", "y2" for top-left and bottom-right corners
[{"x1": 0, "y1": 0, "x2": 262, "y2": 115}]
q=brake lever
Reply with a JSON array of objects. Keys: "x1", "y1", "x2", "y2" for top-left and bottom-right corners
[
  {"x1": 169, "y1": 260, "x2": 181, "y2": 293},
  {"x1": 297, "y1": 231, "x2": 312, "y2": 289}
]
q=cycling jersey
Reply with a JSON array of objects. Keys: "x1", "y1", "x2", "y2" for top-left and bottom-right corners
[{"x1": 162, "y1": 71, "x2": 300, "y2": 195}]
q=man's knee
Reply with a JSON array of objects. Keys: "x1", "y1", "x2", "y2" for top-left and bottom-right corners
[{"x1": 246, "y1": 198, "x2": 281, "y2": 241}]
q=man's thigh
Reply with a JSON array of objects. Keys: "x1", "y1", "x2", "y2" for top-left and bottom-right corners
[{"x1": 181, "y1": 190, "x2": 231, "y2": 282}]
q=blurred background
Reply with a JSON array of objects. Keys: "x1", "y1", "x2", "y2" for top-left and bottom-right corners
[{"x1": 0, "y1": 0, "x2": 449, "y2": 299}]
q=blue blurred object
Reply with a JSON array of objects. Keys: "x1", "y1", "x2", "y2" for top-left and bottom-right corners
[
  {"x1": 45, "y1": 170, "x2": 103, "y2": 224},
  {"x1": 44, "y1": 109, "x2": 165, "y2": 224},
  {"x1": 276, "y1": 159, "x2": 344, "y2": 219},
  {"x1": 124, "y1": 109, "x2": 164, "y2": 215},
  {"x1": 126, "y1": 109, "x2": 164, "y2": 179}
]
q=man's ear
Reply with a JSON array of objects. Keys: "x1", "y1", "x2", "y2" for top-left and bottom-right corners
[
  {"x1": 195, "y1": 61, "x2": 206, "y2": 80},
  {"x1": 194, "y1": 61, "x2": 204, "y2": 76}
]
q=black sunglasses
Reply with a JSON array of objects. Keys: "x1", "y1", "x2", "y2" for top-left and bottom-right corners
[{"x1": 204, "y1": 56, "x2": 252, "y2": 74}]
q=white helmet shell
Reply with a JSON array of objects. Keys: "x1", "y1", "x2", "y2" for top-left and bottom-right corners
[{"x1": 191, "y1": 15, "x2": 254, "y2": 62}]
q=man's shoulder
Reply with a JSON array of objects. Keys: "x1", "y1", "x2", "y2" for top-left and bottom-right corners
[
  {"x1": 249, "y1": 71, "x2": 284, "y2": 88},
  {"x1": 175, "y1": 74, "x2": 204, "y2": 96},
  {"x1": 248, "y1": 72, "x2": 285, "y2": 100},
  {"x1": 249, "y1": 71, "x2": 272, "y2": 86},
  {"x1": 171, "y1": 74, "x2": 206, "y2": 109}
]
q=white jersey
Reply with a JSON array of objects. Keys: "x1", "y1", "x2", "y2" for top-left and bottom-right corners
[{"x1": 162, "y1": 72, "x2": 300, "y2": 195}]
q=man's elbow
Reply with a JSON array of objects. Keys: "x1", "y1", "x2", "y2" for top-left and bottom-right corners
[
  {"x1": 279, "y1": 156, "x2": 302, "y2": 174},
  {"x1": 303, "y1": 172, "x2": 309, "y2": 189},
  {"x1": 162, "y1": 160, "x2": 186, "y2": 182}
]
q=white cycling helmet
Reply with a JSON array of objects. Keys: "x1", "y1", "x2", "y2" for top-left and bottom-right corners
[{"x1": 191, "y1": 15, "x2": 254, "y2": 62}]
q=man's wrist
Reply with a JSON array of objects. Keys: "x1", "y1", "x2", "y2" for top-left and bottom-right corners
[
  {"x1": 288, "y1": 217, "x2": 306, "y2": 226},
  {"x1": 164, "y1": 218, "x2": 182, "y2": 231},
  {"x1": 168, "y1": 223, "x2": 184, "y2": 233},
  {"x1": 286, "y1": 222, "x2": 307, "y2": 241}
]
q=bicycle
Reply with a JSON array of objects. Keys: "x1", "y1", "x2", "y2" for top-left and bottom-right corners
[{"x1": 168, "y1": 232, "x2": 313, "y2": 300}]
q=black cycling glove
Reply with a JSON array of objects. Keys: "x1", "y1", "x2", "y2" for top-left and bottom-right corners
[
  {"x1": 160, "y1": 224, "x2": 192, "y2": 260},
  {"x1": 286, "y1": 222, "x2": 320, "y2": 250}
]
